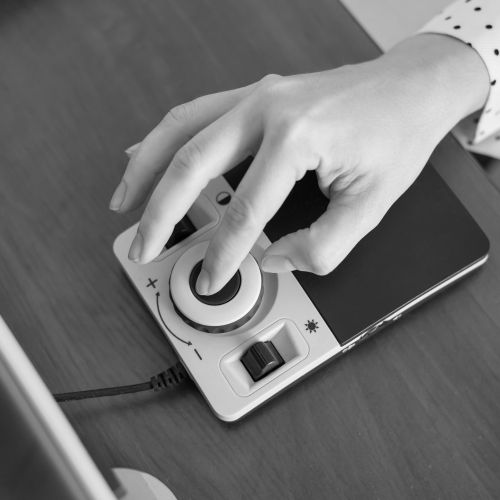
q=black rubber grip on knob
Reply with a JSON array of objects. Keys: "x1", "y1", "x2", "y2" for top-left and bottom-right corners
[{"x1": 189, "y1": 260, "x2": 241, "y2": 306}]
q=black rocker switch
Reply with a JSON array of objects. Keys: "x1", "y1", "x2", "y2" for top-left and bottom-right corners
[
  {"x1": 165, "y1": 215, "x2": 196, "y2": 250},
  {"x1": 241, "y1": 341, "x2": 284, "y2": 382}
]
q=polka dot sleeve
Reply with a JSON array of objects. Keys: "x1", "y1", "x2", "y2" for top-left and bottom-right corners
[{"x1": 419, "y1": 0, "x2": 500, "y2": 150}]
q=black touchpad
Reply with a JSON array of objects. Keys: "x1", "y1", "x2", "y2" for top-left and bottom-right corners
[{"x1": 224, "y1": 157, "x2": 489, "y2": 345}]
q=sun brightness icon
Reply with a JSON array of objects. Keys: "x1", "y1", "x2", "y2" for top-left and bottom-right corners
[{"x1": 305, "y1": 320, "x2": 319, "y2": 333}]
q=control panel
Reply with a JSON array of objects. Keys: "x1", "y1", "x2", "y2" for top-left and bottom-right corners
[{"x1": 113, "y1": 177, "x2": 344, "y2": 421}]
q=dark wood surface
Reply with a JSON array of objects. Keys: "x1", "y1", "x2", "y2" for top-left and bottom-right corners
[{"x1": 1, "y1": 1, "x2": 500, "y2": 498}]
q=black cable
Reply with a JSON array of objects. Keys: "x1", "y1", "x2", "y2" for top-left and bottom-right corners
[{"x1": 53, "y1": 362, "x2": 189, "y2": 402}]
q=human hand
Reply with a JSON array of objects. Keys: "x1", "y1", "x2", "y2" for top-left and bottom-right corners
[{"x1": 110, "y1": 34, "x2": 488, "y2": 295}]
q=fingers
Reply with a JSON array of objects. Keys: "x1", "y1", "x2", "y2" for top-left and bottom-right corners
[
  {"x1": 130, "y1": 101, "x2": 261, "y2": 263},
  {"x1": 125, "y1": 143, "x2": 141, "y2": 157},
  {"x1": 261, "y1": 182, "x2": 388, "y2": 275},
  {"x1": 196, "y1": 135, "x2": 300, "y2": 295},
  {"x1": 109, "y1": 86, "x2": 253, "y2": 213}
]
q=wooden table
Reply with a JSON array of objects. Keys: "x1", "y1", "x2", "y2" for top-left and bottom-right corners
[{"x1": 1, "y1": 1, "x2": 500, "y2": 498}]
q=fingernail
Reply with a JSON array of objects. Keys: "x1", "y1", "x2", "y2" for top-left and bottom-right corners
[
  {"x1": 128, "y1": 232, "x2": 143, "y2": 262},
  {"x1": 196, "y1": 268, "x2": 211, "y2": 295},
  {"x1": 261, "y1": 255, "x2": 295, "y2": 273},
  {"x1": 125, "y1": 143, "x2": 141, "y2": 157},
  {"x1": 109, "y1": 180, "x2": 127, "y2": 211}
]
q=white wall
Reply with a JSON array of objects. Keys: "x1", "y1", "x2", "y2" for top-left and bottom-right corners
[{"x1": 340, "y1": 0, "x2": 451, "y2": 50}]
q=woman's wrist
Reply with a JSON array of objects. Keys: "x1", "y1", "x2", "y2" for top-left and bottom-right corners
[{"x1": 380, "y1": 33, "x2": 490, "y2": 139}]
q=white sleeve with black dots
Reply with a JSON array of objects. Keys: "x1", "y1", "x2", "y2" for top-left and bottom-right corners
[{"x1": 419, "y1": 0, "x2": 500, "y2": 158}]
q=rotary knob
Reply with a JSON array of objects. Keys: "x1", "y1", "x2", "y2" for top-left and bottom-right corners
[
  {"x1": 169, "y1": 241, "x2": 263, "y2": 333},
  {"x1": 189, "y1": 261, "x2": 241, "y2": 306}
]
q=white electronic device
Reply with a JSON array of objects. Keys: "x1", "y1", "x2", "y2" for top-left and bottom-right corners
[
  {"x1": 114, "y1": 176, "x2": 328, "y2": 422},
  {"x1": 113, "y1": 161, "x2": 489, "y2": 422}
]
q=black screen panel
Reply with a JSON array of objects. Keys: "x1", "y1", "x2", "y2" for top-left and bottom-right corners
[{"x1": 225, "y1": 157, "x2": 489, "y2": 345}]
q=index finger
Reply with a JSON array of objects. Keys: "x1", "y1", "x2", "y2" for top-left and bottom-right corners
[
  {"x1": 196, "y1": 134, "x2": 302, "y2": 295},
  {"x1": 129, "y1": 102, "x2": 260, "y2": 263}
]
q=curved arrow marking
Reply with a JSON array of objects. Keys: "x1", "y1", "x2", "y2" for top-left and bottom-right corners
[{"x1": 155, "y1": 292, "x2": 192, "y2": 346}]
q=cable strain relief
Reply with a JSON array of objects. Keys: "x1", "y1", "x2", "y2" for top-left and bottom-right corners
[{"x1": 150, "y1": 362, "x2": 189, "y2": 391}]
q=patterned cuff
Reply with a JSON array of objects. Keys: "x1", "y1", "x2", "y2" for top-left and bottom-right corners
[{"x1": 419, "y1": 0, "x2": 500, "y2": 144}]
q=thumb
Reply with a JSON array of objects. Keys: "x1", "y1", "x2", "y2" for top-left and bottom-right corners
[{"x1": 260, "y1": 187, "x2": 387, "y2": 275}]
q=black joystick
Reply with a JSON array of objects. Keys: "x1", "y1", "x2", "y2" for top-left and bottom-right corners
[{"x1": 189, "y1": 261, "x2": 241, "y2": 306}]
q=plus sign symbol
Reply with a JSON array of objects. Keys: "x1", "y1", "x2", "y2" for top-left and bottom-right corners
[{"x1": 146, "y1": 278, "x2": 158, "y2": 289}]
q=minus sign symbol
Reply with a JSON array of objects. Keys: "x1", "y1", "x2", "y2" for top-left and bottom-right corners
[{"x1": 194, "y1": 349, "x2": 202, "y2": 360}]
